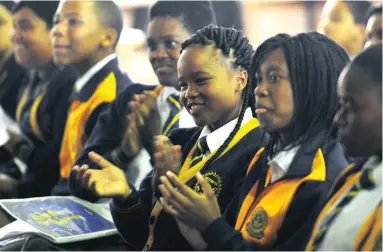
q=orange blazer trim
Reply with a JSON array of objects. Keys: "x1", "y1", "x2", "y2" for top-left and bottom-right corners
[
  {"x1": 59, "y1": 73, "x2": 117, "y2": 178},
  {"x1": 236, "y1": 149, "x2": 327, "y2": 249},
  {"x1": 305, "y1": 163, "x2": 362, "y2": 250}
]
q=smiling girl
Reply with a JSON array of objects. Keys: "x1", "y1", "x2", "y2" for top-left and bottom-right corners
[
  {"x1": 158, "y1": 32, "x2": 350, "y2": 250},
  {"x1": 75, "y1": 25, "x2": 269, "y2": 250}
]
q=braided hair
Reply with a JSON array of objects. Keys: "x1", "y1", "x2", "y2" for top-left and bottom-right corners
[
  {"x1": 181, "y1": 25, "x2": 254, "y2": 170},
  {"x1": 251, "y1": 32, "x2": 349, "y2": 155}
]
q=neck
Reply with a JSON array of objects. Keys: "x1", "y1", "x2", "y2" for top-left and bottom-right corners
[
  {"x1": 36, "y1": 61, "x2": 57, "y2": 80},
  {"x1": 209, "y1": 102, "x2": 244, "y2": 131},
  {"x1": 0, "y1": 49, "x2": 12, "y2": 72},
  {"x1": 73, "y1": 50, "x2": 112, "y2": 77},
  {"x1": 278, "y1": 125, "x2": 297, "y2": 149}
]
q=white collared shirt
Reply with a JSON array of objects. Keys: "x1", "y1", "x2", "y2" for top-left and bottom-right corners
[
  {"x1": 268, "y1": 146, "x2": 300, "y2": 183},
  {"x1": 179, "y1": 107, "x2": 253, "y2": 249},
  {"x1": 74, "y1": 54, "x2": 117, "y2": 93},
  {"x1": 156, "y1": 86, "x2": 195, "y2": 128},
  {"x1": 197, "y1": 107, "x2": 253, "y2": 156},
  {"x1": 317, "y1": 156, "x2": 383, "y2": 251}
]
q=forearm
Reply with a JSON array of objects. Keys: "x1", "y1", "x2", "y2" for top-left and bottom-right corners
[{"x1": 110, "y1": 186, "x2": 153, "y2": 250}]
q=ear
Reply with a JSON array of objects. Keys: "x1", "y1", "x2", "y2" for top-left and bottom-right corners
[
  {"x1": 100, "y1": 28, "x2": 118, "y2": 49},
  {"x1": 235, "y1": 69, "x2": 248, "y2": 93}
]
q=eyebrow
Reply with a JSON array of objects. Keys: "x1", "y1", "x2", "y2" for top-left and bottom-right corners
[
  {"x1": 266, "y1": 65, "x2": 284, "y2": 73},
  {"x1": 60, "y1": 12, "x2": 82, "y2": 18},
  {"x1": 178, "y1": 71, "x2": 210, "y2": 81}
]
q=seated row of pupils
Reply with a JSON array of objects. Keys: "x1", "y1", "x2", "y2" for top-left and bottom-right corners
[{"x1": 0, "y1": 0, "x2": 380, "y2": 251}]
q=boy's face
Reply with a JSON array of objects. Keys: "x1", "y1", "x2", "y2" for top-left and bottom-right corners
[
  {"x1": 178, "y1": 45, "x2": 247, "y2": 130},
  {"x1": 51, "y1": 0, "x2": 109, "y2": 66},
  {"x1": 147, "y1": 17, "x2": 191, "y2": 88},
  {"x1": 365, "y1": 12, "x2": 382, "y2": 48},
  {"x1": 318, "y1": 0, "x2": 361, "y2": 53},
  {"x1": 11, "y1": 7, "x2": 53, "y2": 69},
  {"x1": 0, "y1": 4, "x2": 13, "y2": 58},
  {"x1": 334, "y1": 64, "x2": 382, "y2": 157}
]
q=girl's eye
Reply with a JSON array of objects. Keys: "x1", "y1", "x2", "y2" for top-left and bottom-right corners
[
  {"x1": 68, "y1": 18, "x2": 83, "y2": 26},
  {"x1": 268, "y1": 74, "x2": 281, "y2": 84},
  {"x1": 195, "y1": 78, "x2": 208, "y2": 85}
]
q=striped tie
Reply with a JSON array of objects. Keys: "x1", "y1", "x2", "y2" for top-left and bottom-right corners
[
  {"x1": 162, "y1": 94, "x2": 181, "y2": 136},
  {"x1": 311, "y1": 168, "x2": 375, "y2": 250},
  {"x1": 190, "y1": 136, "x2": 209, "y2": 167}
]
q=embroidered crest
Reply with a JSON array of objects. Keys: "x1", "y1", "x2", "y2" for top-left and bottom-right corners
[
  {"x1": 246, "y1": 207, "x2": 268, "y2": 239},
  {"x1": 194, "y1": 172, "x2": 222, "y2": 196}
]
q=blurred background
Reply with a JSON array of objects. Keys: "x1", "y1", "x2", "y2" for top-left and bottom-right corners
[{"x1": 113, "y1": 0, "x2": 381, "y2": 84}]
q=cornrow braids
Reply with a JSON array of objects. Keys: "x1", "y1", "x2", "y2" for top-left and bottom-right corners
[
  {"x1": 181, "y1": 25, "x2": 255, "y2": 170},
  {"x1": 252, "y1": 32, "x2": 349, "y2": 156}
]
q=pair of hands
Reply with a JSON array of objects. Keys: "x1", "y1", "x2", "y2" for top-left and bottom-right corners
[
  {"x1": 73, "y1": 135, "x2": 183, "y2": 199},
  {"x1": 120, "y1": 91, "x2": 162, "y2": 161},
  {"x1": 74, "y1": 138, "x2": 221, "y2": 232}
]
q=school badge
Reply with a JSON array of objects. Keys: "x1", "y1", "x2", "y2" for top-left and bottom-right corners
[
  {"x1": 246, "y1": 207, "x2": 268, "y2": 239},
  {"x1": 194, "y1": 172, "x2": 222, "y2": 196}
]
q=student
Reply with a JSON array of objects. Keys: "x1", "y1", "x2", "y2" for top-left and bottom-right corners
[
  {"x1": 49, "y1": 0, "x2": 132, "y2": 195},
  {"x1": 318, "y1": 0, "x2": 371, "y2": 55},
  {"x1": 75, "y1": 25, "x2": 269, "y2": 250},
  {"x1": 0, "y1": 1, "x2": 27, "y2": 118},
  {"x1": 0, "y1": 1, "x2": 28, "y2": 179},
  {"x1": 158, "y1": 32, "x2": 350, "y2": 250},
  {"x1": 365, "y1": 5, "x2": 382, "y2": 48},
  {"x1": 306, "y1": 44, "x2": 382, "y2": 251},
  {"x1": 0, "y1": 1, "x2": 77, "y2": 198},
  {"x1": 69, "y1": 1, "x2": 216, "y2": 201}
]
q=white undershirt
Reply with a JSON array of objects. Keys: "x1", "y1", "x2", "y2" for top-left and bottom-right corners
[
  {"x1": 74, "y1": 54, "x2": 117, "y2": 93},
  {"x1": 318, "y1": 156, "x2": 382, "y2": 251},
  {"x1": 268, "y1": 146, "x2": 300, "y2": 183}
]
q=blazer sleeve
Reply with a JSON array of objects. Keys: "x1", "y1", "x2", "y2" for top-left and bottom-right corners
[
  {"x1": 68, "y1": 101, "x2": 118, "y2": 201},
  {"x1": 69, "y1": 84, "x2": 153, "y2": 201},
  {"x1": 110, "y1": 171, "x2": 154, "y2": 250},
  {"x1": 202, "y1": 180, "x2": 332, "y2": 251}
]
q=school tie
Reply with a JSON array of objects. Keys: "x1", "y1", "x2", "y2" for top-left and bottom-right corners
[
  {"x1": 190, "y1": 136, "x2": 209, "y2": 167},
  {"x1": 311, "y1": 168, "x2": 375, "y2": 250},
  {"x1": 162, "y1": 94, "x2": 181, "y2": 136}
]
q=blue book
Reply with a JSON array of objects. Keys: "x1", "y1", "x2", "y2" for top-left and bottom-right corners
[{"x1": 0, "y1": 196, "x2": 117, "y2": 244}]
